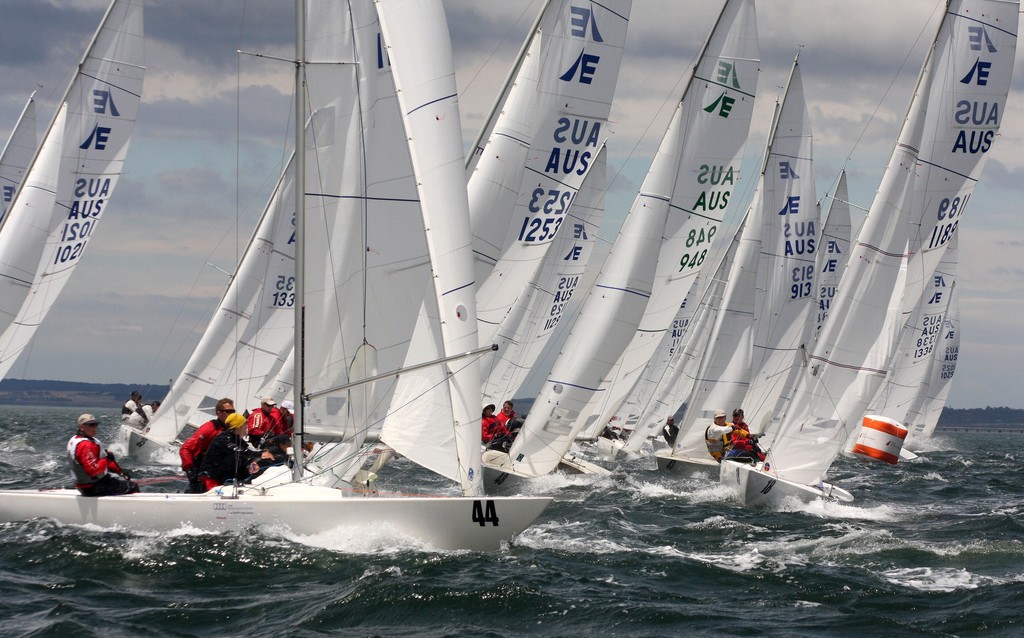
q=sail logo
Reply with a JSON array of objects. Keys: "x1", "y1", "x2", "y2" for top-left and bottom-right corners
[
  {"x1": 560, "y1": 50, "x2": 601, "y2": 84},
  {"x1": 561, "y1": 223, "x2": 588, "y2": 261},
  {"x1": 779, "y1": 160, "x2": 799, "y2": 179},
  {"x1": 703, "y1": 92, "x2": 735, "y2": 118},
  {"x1": 79, "y1": 124, "x2": 113, "y2": 151},
  {"x1": 716, "y1": 60, "x2": 741, "y2": 88},
  {"x1": 777, "y1": 196, "x2": 802, "y2": 216},
  {"x1": 91, "y1": 89, "x2": 120, "y2": 116},
  {"x1": 569, "y1": 5, "x2": 603, "y2": 42},
  {"x1": 967, "y1": 25, "x2": 997, "y2": 53}
]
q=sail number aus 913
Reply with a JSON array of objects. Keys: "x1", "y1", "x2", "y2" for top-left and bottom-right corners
[
  {"x1": 518, "y1": 188, "x2": 576, "y2": 242},
  {"x1": 472, "y1": 499, "x2": 500, "y2": 526}
]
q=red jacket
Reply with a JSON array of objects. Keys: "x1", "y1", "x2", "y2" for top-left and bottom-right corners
[
  {"x1": 481, "y1": 415, "x2": 508, "y2": 443},
  {"x1": 68, "y1": 434, "x2": 125, "y2": 488},
  {"x1": 246, "y1": 407, "x2": 283, "y2": 438},
  {"x1": 179, "y1": 419, "x2": 225, "y2": 471}
]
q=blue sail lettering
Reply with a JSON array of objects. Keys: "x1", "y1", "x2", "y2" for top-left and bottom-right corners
[
  {"x1": 951, "y1": 129, "x2": 994, "y2": 153},
  {"x1": 954, "y1": 100, "x2": 1000, "y2": 125}
]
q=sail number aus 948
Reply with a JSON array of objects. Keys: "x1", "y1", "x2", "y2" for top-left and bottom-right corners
[{"x1": 678, "y1": 226, "x2": 717, "y2": 272}]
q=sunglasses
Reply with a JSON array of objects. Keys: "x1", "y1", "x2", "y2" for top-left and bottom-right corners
[{"x1": 216, "y1": 408, "x2": 236, "y2": 414}]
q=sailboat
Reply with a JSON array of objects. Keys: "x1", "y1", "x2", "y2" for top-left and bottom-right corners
[
  {"x1": 720, "y1": 0, "x2": 1018, "y2": 507},
  {"x1": 482, "y1": 0, "x2": 759, "y2": 486},
  {"x1": 0, "y1": 94, "x2": 37, "y2": 225},
  {"x1": 654, "y1": 54, "x2": 815, "y2": 477},
  {"x1": 379, "y1": 0, "x2": 630, "y2": 481},
  {"x1": 0, "y1": 0, "x2": 551, "y2": 551},
  {"x1": 0, "y1": 0, "x2": 145, "y2": 379}
]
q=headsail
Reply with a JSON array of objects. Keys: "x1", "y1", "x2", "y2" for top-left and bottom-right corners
[{"x1": 0, "y1": 0, "x2": 145, "y2": 378}]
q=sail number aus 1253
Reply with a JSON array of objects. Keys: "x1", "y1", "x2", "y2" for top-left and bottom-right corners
[{"x1": 517, "y1": 188, "x2": 576, "y2": 243}]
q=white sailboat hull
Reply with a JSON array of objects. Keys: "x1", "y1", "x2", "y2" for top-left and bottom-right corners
[
  {"x1": 0, "y1": 482, "x2": 551, "y2": 551},
  {"x1": 718, "y1": 460, "x2": 854, "y2": 508},
  {"x1": 482, "y1": 449, "x2": 610, "y2": 494},
  {"x1": 653, "y1": 449, "x2": 720, "y2": 478}
]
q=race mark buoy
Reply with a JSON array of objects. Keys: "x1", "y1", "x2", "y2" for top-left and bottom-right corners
[{"x1": 851, "y1": 414, "x2": 908, "y2": 464}]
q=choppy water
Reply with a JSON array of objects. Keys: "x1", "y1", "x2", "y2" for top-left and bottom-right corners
[{"x1": 0, "y1": 406, "x2": 1021, "y2": 637}]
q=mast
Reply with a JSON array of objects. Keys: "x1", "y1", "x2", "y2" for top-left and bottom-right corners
[{"x1": 291, "y1": 0, "x2": 306, "y2": 480}]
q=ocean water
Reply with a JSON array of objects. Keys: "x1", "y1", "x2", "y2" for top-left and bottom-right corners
[{"x1": 0, "y1": 406, "x2": 1021, "y2": 638}]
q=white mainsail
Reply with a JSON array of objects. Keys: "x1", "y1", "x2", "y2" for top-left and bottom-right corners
[
  {"x1": 0, "y1": 94, "x2": 37, "y2": 224},
  {"x1": 0, "y1": 0, "x2": 145, "y2": 378},
  {"x1": 758, "y1": 0, "x2": 1017, "y2": 489},
  {"x1": 573, "y1": 0, "x2": 760, "y2": 435},
  {"x1": 489, "y1": 0, "x2": 760, "y2": 479},
  {"x1": 481, "y1": 146, "x2": 605, "y2": 405},
  {"x1": 737, "y1": 59, "x2": 818, "y2": 435},
  {"x1": 473, "y1": 1, "x2": 630, "y2": 343}
]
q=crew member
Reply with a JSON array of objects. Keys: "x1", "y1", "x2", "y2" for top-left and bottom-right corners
[{"x1": 67, "y1": 414, "x2": 139, "y2": 496}]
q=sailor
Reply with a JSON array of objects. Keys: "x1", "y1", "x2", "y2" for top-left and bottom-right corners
[
  {"x1": 278, "y1": 399, "x2": 295, "y2": 437},
  {"x1": 67, "y1": 414, "x2": 139, "y2": 496},
  {"x1": 198, "y1": 413, "x2": 260, "y2": 491},
  {"x1": 245, "y1": 396, "x2": 283, "y2": 447},
  {"x1": 496, "y1": 400, "x2": 523, "y2": 437},
  {"x1": 704, "y1": 409, "x2": 734, "y2": 462},
  {"x1": 731, "y1": 408, "x2": 749, "y2": 435},
  {"x1": 662, "y1": 416, "x2": 679, "y2": 446},
  {"x1": 179, "y1": 397, "x2": 234, "y2": 493},
  {"x1": 481, "y1": 404, "x2": 511, "y2": 451},
  {"x1": 121, "y1": 390, "x2": 148, "y2": 426}
]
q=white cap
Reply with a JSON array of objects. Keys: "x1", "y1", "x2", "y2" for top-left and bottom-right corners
[
  {"x1": 281, "y1": 400, "x2": 294, "y2": 411},
  {"x1": 714, "y1": 409, "x2": 727, "y2": 418}
]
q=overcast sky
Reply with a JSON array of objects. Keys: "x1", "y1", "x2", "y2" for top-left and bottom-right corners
[{"x1": 1, "y1": 0, "x2": 1021, "y2": 409}]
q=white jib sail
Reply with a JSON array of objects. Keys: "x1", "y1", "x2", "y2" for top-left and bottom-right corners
[
  {"x1": 906, "y1": 283, "x2": 960, "y2": 441},
  {"x1": 812, "y1": 170, "x2": 852, "y2": 337},
  {"x1": 0, "y1": 0, "x2": 145, "y2": 378}
]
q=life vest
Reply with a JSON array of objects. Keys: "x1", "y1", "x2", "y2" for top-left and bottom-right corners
[
  {"x1": 67, "y1": 434, "x2": 108, "y2": 485},
  {"x1": 704, "y1": 423, "x2": 733, "y2": 461}
]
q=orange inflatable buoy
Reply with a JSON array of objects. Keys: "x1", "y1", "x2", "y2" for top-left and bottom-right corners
[{"x1": 851, "y1": 414, "x2": 908, "y2": 464}]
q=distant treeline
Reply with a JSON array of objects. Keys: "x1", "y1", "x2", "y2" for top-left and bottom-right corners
[
  {"x1": 0, "y1": 380, "x2": 1021, "y2": 426},
  {"x1": 0, "y1": 378, "x2": 169, "y2": 408}
]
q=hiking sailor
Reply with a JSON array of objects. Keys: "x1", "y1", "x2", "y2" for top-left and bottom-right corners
[
  {"x1": 704, "y1": 409, "x2": 734, "y2": 462},
  {"x1": 67, "y1": 414, "x2": 139, "y2": 496}
]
